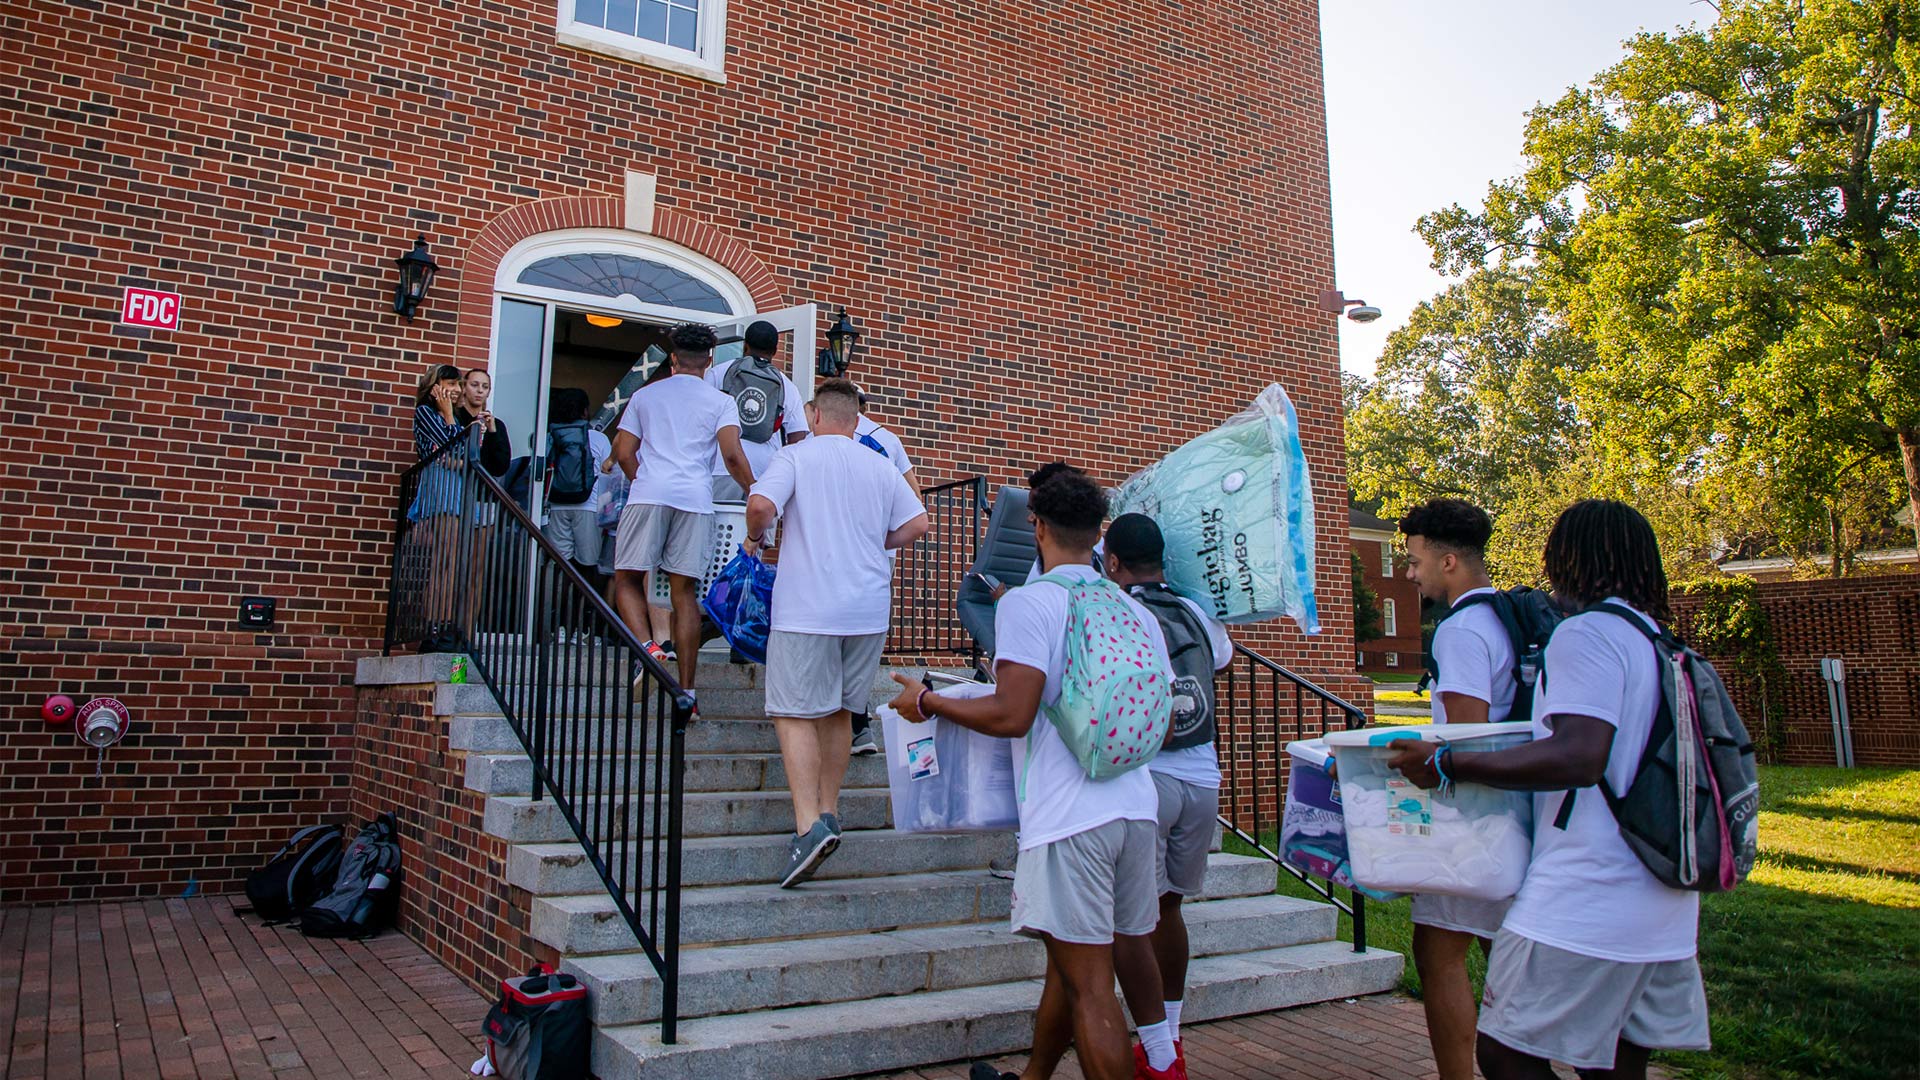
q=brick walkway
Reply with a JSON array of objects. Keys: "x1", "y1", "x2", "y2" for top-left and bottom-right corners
[
  {"x1": 0, "y1": 897, "x2": 1618, "y2": 1079},
  {"x1": 0, "y1": 898, "x2": 485, "y2": 1079}
]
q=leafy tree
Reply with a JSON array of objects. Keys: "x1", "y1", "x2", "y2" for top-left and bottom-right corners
[
  {"x1": 1352, "y1": 553, "x2": 1385, "y2": 644},
  {"x1": 1421, "y1": 0, "x2": 1920, "y2": 557}
]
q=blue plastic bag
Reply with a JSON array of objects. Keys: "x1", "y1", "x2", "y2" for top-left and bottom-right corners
[
  {"x1": 702, "y1": 550, "x2": 775, "y2": 664},
  {"x1": 1113, "y1": 383, "x2": 1320, "y2": 632}
]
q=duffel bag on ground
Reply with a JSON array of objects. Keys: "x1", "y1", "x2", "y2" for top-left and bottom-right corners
[{"x1": 481, "y1": 965, "x2": 589, "y2": 1080}]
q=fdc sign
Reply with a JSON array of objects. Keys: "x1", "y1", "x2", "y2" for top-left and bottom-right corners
[{"x1": 121, "y1": 287, "x2": 182, "y2": 330}]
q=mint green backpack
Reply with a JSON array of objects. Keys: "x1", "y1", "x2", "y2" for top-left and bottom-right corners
[{"x1": 1023, "y1": 573, "x2": 1174, "y2": 792}]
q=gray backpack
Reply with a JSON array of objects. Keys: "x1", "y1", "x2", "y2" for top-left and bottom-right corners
[
  {"x1": 1129, "y1": 583, "x2": 1217, "y2": 752},
  {"x1": 721, "y1": 358, "x2": 786, "y2": 444},
  {"x1": 298, "y1": 812, "x2": 402, "y2": 937},
  {"x1": 1552, "y1": 605, "x2": 1759, "y2": 893}
]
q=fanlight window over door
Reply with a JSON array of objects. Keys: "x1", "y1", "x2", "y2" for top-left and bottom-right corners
[{"x1": 515, "y1": 253, "x2": 733, "y2": 314}]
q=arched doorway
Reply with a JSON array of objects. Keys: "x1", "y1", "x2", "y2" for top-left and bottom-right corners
[{"x1": 487, "y1": 228, "x2": 814, "y2": 521}]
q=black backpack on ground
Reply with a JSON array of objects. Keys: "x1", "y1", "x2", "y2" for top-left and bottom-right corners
[
  {"x1": 721, "y1": 357, "x2": 786, "y2": 445},
  {"x1": 1428, "y1": 586, "x2": 1565, "y2": 722},
  {"x1": 245, "y1": 824, "x2": 344, "y2": 923},
  {"x1": 546, "y1": 421, "x2": 594, "y2": 506},
  {"x1": 1129, "y1": 583, "x2": 1218, "y2": 752},
  {"x1": 299, "y1": 812, "x2": 401, "y2": 939},
  {"x1": 482, "y1": 965, "x2": 590, "y2": 1080}
]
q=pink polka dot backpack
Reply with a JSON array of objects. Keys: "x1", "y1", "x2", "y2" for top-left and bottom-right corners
[{"x1": 1027, "y1": 573, "x2": 1173, "y2": 788}]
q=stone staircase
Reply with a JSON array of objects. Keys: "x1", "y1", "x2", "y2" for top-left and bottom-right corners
[{"x1": 450, "y1": 650, "x2": 1402, "y2": 1080}]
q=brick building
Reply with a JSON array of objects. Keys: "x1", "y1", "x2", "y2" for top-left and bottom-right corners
[
  {"x1": 1350, "y1": 507, "x2": 1420, "y2": 673},
  {"x1": 0, "y1": 1, "x2": 1357, "y2": 903}
]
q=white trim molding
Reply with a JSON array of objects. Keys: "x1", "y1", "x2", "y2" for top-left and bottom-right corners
[
  {"x1": 493, "y1": 228, "x2": 755, "y2": 321},
  {"x1": 555, "y1": 0, "x2": 727, "y2": 84}
]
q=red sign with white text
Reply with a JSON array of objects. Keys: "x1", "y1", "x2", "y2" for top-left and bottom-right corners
[{"x1": 121, "y1": 287, "x2": 182, "y2": 330}]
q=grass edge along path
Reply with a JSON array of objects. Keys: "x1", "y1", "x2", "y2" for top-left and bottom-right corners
[{"x1": 1237, "y1": 764, "x2": 1920, "y2": 1080}]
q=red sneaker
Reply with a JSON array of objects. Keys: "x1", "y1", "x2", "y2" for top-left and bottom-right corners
[
  {"x1": 1132, "y1": 1042, "x2": 1187, "y2": 1080},
  {"x1": 1175, "y1": 1038, "x2": 1186, "y2": 1074}
]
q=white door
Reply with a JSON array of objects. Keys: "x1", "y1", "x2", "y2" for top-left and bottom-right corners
[{"x1": 493, "y1": 298, "x2": 557, "y2": 524}]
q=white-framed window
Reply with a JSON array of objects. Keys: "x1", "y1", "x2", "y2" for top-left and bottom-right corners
[
  {"x1": 1383, "y1": 598, "x2": 1398, "y2": 637},
  {"x1": 1385, "y1": 653, "x2": 1400, "y2": 668},
  {"x1": 1381, "y1": 541, "x2": 1394, "y2": 576},
  {"x1": 556, "y1": 0, "x2": 727, "y2": 83}
]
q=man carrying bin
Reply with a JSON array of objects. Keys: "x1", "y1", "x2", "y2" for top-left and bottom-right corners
[
  {"x1": 745, "y1": 378, "x2": 929, "y2": 888},
  {"x1": 887, "y1": 472, "x2": 1184, "y2": 1080}
]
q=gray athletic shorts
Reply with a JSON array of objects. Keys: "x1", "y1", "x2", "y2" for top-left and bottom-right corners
[
  {"x1": 765, "y1": 630, "x2": 888, "y2": 719},
  {"x1": 615, "y1": 503, "x2": 712, "y2": 578},
  {"x1": 1011, "y1": 818, "x2": 1159, "y2": 945},
  {"x1": 1152, "y1": 772, "x2": 1218, "y2": 897},
  {"x1": 1411, "y1": 892, "x2": 1512, "y2": 939},
  {"x1": 1478, "y1": 930, "x2": 1710, "y2": 1070},
  {"x1": 544, "y1": 506, "x2": 603, "y2": 567}
]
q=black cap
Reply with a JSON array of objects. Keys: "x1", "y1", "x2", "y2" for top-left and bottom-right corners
[
  {"x1": 1104, "y1": 513, "x2": 1164, "y2": 567},
  {"x1": 744, "y1": 320, "x2": 779, "y2": 353}
]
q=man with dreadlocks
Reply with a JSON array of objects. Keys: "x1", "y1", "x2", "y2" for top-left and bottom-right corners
[{"x1": 1386, "y1": 500, "x2": 1710, "y2": 1080}]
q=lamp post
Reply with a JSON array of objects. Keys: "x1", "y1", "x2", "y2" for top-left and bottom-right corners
[
  {"x1": 816, "y1": 306, "x2": 863, "y2": 377},
  {"x1": 393, "y1": 236, "x2": 440, "y2": 321}
]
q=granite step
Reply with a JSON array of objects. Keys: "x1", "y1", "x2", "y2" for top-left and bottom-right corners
[
  {"x1": 451, "y1": 715, "x2": 785, "y2": 756},
  {"x1": 507, "y1": 829, "x2": 1014, "y2": 894},
  {"x1": 438, "y1": 682, "x2": 772, "y2": 722},
  {"x1": 482, "y1": 788, "x2": 894, "y2": 844},
  {"x1": 569, "y1": 892, "x2": 1336, "y2": 1024},
  {"x1": 468, "y1": 750, "x2": 891, "y2": 797},
  {"x1": 590, "y1": 941, "x2": 1405, "y2": 1080},
  {"x1": 532, "y1": 854, "x2": 1279, "y2": 954}
]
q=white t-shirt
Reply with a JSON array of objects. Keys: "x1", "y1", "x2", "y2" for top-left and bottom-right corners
[
  {"x1": 1027, "y1": 540, "x2": 1104, "y2": 585},
  {"x1": 1145, "y1": 592, "x2": 1233, "y2": 788},
  {"x1": 705, "y1": 358, "x2": 811, "y2": 478},
  {"x1": 616, "y1": 374, "x2": 740, "y2": 514},
  {"x1": 1500, "y1": 598, "x2": 1700, "y2": 963},
  {"x1": 994, "y1": 564, "x2": 1168, "y2": 850},
  {"x1": 1429, "y1": 587, "x2": 1517, "y2": 726},
  {"x1": 748, "y1": 435, "x2": 926, "y2": 636},
  {"x1": 854, "y1": 415, "x2": 913, "y2": 475}
]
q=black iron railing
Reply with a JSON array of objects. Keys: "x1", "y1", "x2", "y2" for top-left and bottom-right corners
[
  {"x1": 384, "y1": 426, "x2": 694, "y2": 1043},
  {"x1": 888, "y1": 476, "x2": 988, "y2": 663},
  {"x1": 1216, "y1": 642, "x2": 1372, "y2": 952}
]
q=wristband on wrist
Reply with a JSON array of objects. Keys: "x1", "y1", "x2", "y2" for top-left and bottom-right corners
[{"x1": 916, "y1": 689, "x2": 936, "y2": 721}]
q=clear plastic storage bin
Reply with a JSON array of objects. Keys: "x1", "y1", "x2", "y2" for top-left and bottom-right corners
[
  {"x1": 878, "y1": 680, "x2": 1018, "y2": 834},
  {"x1": 1280, "y1": 739, "x2": 1401, "y2": 900},
  {"x1": 1325, "y1": 722, "x2": 1535, "y2": 901}
]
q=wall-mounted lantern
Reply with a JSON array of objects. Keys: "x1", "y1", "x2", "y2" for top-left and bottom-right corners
[
  {"x1": 393, "y1": 236, "x2": 440, "y2": 321},
  {"x1": 816, "y1": 306, "x2": 863, "y2": 377}
]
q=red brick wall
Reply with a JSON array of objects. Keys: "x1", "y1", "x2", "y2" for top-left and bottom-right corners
[
  {"x1": 353, "y1": 684, "x2": 543, "y2": 989},
  {"x1": 1669, "y1": 576, "x2": 1920, "y2": 767},
  {"x1": 1352, "y1": 536, "x2": 1422, "y2": 674},
  {"x1": 1, "y1": 0, "x2": 1349, "y2": 899}
]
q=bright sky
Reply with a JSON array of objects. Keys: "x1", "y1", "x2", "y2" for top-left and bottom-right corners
[{"x1": 1321, "y1": 0, "x2": 1711, "y2": 376}]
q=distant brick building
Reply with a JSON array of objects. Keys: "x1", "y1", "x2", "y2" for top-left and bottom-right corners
[
  {"x1": 1, "y1": 0, "x2": 1357, "y2": 901},
  {"x1": 1351, "y1": 507, "x2": 1421, "y2": 674}
]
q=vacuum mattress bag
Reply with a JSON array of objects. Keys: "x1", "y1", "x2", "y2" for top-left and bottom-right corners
[{"x1": 1113, "y1": 383, "x2": 1319, "y2": 631}]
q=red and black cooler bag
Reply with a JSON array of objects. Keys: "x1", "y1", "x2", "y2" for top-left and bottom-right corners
[{"x1": 481, "y1": 965, "x2": 589, "y2": 1080}]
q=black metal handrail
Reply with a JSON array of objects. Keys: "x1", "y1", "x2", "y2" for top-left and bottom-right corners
[
  {"x1": 1216, "y1": 642, "x2": 1373, "y2": 952},
  {"x1": 383, "y1": 426, "x2": 694, "y2": 1043},
  {"x1": 888, "y1": 476, "x2": 988, "y2": 664}
]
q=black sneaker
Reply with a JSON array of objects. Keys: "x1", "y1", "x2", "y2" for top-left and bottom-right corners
[
  {"x1": 969, "y1": 1063, "x2": 1017, "y2": 1080},
  {"x1": 849, "y1": 726, "x2": 879, "y2": 756},
  {"x1": 780, "y1": 818, "x2": 838, "y2": 888}
]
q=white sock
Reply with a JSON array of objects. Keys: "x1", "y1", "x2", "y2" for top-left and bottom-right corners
[
  {"x1": 1138, "y1": 1019, "x2": 1175, "y2": 1071},
  {"x1": 1164, "y1": 999, "x2": 1183, "y2": 1042}
]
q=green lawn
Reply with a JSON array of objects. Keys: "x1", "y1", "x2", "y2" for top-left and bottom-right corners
[
  {"x1": 1239, "y1": 765, "x2": 1920, "y2": 1080},
  {"x1": 1369, "y1": 672, "x2": 1425, "y2": 686}
]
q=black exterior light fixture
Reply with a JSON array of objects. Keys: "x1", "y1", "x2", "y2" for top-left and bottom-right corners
[
  {"x1": 815, "y1": 306, "x2": 863, "y2": 377},
  {"x1": 393, "y1": 235, "x2": 440, "y2": 321}
]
